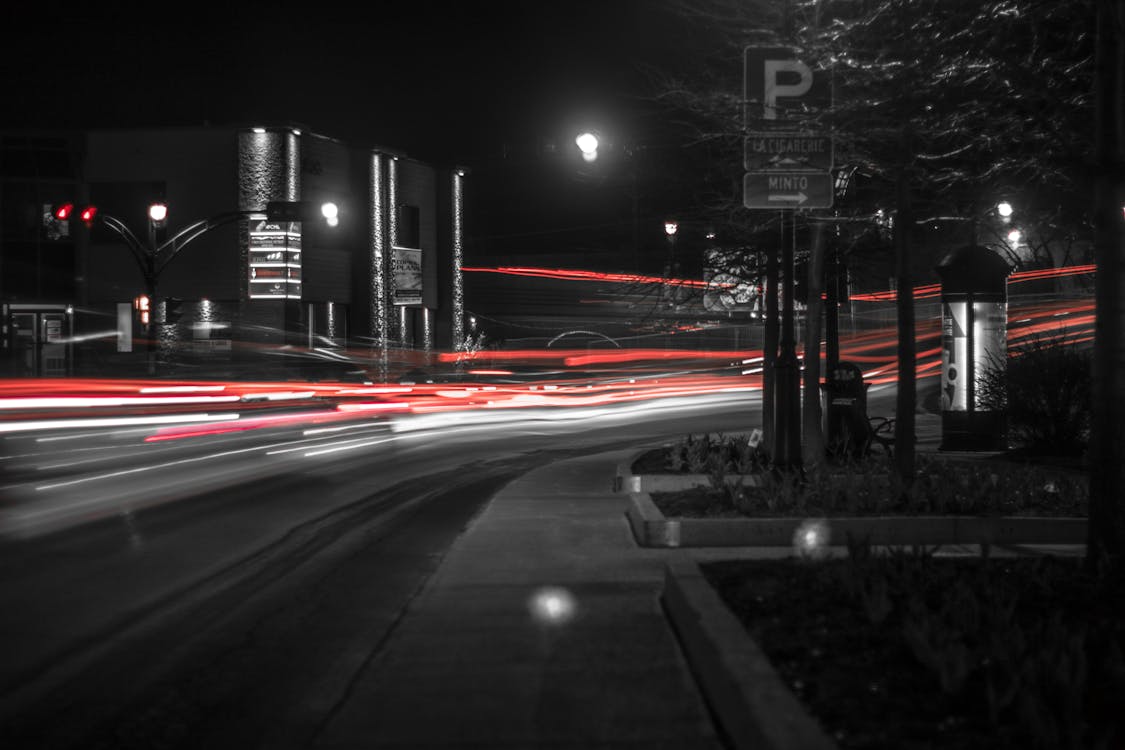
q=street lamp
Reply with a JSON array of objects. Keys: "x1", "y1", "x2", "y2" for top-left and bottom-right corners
[
  {"x1": 68, "y1": 199, "x2": 338, "y2": 374},
  {"x1": 996, "y1": 201, "x2": 1013, "y2": 221},
  {"x1": 148, "y1": 202, "x2": 168, "y2": 226},
  {"x1": 321, "y1": 201, "x2": 339, "y2": 227}
]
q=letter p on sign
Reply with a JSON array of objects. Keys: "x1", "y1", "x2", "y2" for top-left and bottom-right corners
[
  {"x1": 744, "y1": 46, "x2": 830, "y2": 127},
  {"x1": 763, "y1": 59, "x2": 812, "y2": 119}
]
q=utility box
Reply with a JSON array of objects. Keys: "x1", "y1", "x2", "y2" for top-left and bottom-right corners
[
  {"x1": 935, "y1": 244, "x2": 1012, "y2": 451},
  {"x1": 824, "y1": 360, "x2": 869, "y2": 459}
]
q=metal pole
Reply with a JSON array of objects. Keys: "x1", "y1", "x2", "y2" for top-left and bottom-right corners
[
  {"x1": 146, "y1": 220, "x2": 157, "y2": 376},
  {"x1": 773, "y1": 209, "x2": 802, "y2": 469},
  {"x1": 763, "y1": 223, "x2": 780, "y2": 455}
]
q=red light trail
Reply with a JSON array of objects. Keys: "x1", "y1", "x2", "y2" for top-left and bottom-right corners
[{"x1": 462, "y1": 263, "x2": 1095, "y2": 302}]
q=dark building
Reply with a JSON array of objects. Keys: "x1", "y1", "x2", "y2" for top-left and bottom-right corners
[{"x1": 1, "y1": 125, "x2": 466, "y2": 378}]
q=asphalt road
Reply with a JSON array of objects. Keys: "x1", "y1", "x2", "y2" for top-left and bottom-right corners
[{"x1": 0, "y1": 391, "x2": 760, "y2": 749}]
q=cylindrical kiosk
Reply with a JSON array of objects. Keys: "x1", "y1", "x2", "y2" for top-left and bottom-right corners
[{"x1": 934, "y1": 244, "x2": 1011, "y2": 451}]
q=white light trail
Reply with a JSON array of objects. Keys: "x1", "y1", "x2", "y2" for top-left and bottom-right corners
[{"x1": 1, "y1": 413, "x2": 240, "y2": 434}]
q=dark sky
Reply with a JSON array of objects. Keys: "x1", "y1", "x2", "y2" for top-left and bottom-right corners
[{"x1": 0, "y1": 1, "x2": 693, "y2": 166}]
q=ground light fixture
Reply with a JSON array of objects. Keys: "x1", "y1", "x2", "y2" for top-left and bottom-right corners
[{"x1": 575, "y1": 131, "x2": 599, "y2": 163}]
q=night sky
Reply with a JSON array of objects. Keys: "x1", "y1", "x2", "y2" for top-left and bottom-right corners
[
  {"x1": 0, "y1": 1, "x2": 692, "y2": 166},
  {"x1": 2, "y1": 0, "x2": 716, "y2": 306}
]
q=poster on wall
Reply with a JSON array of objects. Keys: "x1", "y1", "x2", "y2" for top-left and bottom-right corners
[
  {"x1": 941, "y1": 301, "x2": 969, "y2": 412},
  {"x1": 248, "y1": 220, "x2": 302, "y2": 299},
  {"x1": 393, "y1": 245, "x2": 423, "y2": 306},
  {"x1": 972, "y1": 301, "x2": 1007, "y2": 410}
]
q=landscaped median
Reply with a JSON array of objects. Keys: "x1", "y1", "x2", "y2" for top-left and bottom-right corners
[
  {"x1": 662, "y1": 557, "x2": 837, "y2": 750},
  {"x1": 662, "y1": 551, "x2": 1125, "y2": 749},
  {"x1": 616, "y1": 441, "x2": 1088, "y2": 549}
]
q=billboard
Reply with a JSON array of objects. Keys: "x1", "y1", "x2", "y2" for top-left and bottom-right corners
[
  {"x1": 393, "y1": 245, "x2": 422, "y2": 306},
  {"x1": 248, "y1": 220, "x2": 302, "y2": 299}
]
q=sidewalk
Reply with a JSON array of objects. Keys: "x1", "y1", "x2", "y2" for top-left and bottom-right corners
[
  {"x1": 314, "y1": 447, "x2": 738, "y2": 749},
  {"x1": 310, "y1": 413, "x2": 1049, "y2": 749}
]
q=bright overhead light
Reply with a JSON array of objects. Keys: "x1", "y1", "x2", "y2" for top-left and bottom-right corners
[
  {"x1": 321, "y1": 202, "x2": 338, "y2": 220},
  {"x1": 1008, "y1": 229, "x2": 1022, "y2": 244},
  {"x1": 664, "y1": 221, "x2": 678, "y2": 236},
  {"x1": 997, "y1": 201, "x2": 1013, "y2": 218},
  {"x1": 148, "y1": 203, "x2": 168, "y2": 223}
]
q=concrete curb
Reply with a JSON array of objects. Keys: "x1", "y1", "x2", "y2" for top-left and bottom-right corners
[
  {"x1": 617, "y1": 472, "x2": 765, "y2": 493},
  {"x1": 626, "y1": 492, "x2": 1087, "y2": 548},
  {"x1": 612, "y1": 449, "x2": 765, "y2": 494},
  {"x1": 662, "y1": 557, "x2": 838, "y2": 750}
]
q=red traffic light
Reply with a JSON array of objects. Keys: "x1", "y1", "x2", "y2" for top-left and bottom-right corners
[
  {"x1": 54, "y1": 203, "x2": 75, "y2": 221},
  {"x1": 134, "y1": 294, "x2": 150, "y2": 325},
  {"x1": 79, "y1": 206, "x2": 98, "y2": 227}
]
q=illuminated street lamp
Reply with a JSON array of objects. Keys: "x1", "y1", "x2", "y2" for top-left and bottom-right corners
[
  {"x1": 321, "y1": 201, "x2": 339, "y2": 227},
  {"x1": 72, "y1": 199, "x2": 339, "y2": 374},
  {"x1": 996, "y1": 201, "x2": 1013, "y2": 221},
  {"x1": 148, "y1": 202, "x2": 168, "y2": 226}
]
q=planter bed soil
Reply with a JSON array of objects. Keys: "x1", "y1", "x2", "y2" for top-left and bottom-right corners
[
  {"x1": 649, "y1": 485, "x2": 1085, "y2": 520},
  {"x1": 701, "y1": 555, "x2": 1124, "y2": 749}
]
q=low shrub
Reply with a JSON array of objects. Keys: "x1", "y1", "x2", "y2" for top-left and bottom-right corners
[{"x1": 976, "y1": 333, "x2": 1091, "y2": 458}]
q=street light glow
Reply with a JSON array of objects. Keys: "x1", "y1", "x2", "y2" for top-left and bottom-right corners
[
  {"x1": 664, "y1": 221, "x2": 678, "y2": 236},
  {"x1": 321, "y1": 202, "x2": 338, "y2": 220},
  {"x1": 997, "y1": 201, "x2": 1014, "y2": 218},
  {"x1": 148, "y1": 203, "x2": 168, "y2": 223},
  {"x1": 1008, "y1": 229, "x2": 1022, "y2": 244}
]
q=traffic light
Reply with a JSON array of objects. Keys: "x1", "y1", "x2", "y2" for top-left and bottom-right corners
[
  {"x1": 165, "y1": 297, "x2": 184, "y2": 324},
  {"x1": 45, "y1": 202, "x2": 99, "y2": 234},
  {"x1": 134, "y1": 294, "x2": 150, "y2": 325},
  {"x1": 42, "y1": 203, "x2": 73, "y2": 240}
]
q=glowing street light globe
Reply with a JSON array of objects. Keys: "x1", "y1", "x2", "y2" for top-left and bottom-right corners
[
  {"x1": 664, "y1": 221, "x2": 678, "y2": 236},
  {"x1": 996, "y1": 201, "x2": 1013, "y2": 218},
  {"x1": 148, "y1": 202, "x2": 168, "y2": 223}
]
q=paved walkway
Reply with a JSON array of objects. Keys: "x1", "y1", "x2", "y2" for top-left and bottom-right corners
[
  {"x1": 312, "y1": 410, "x2": 1044, "y2": 749},
  {"x1": 314, "y1": 448, "x2": 731, "y2": 749}
]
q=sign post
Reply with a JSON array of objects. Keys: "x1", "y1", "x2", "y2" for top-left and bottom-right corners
[{"x1": 743, "y1": 46, "x2": 834, "y2": 469}]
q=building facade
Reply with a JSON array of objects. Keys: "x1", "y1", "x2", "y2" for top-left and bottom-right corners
[{"x1": 0, "y1": 125, "x2": 466, "y2": 378}]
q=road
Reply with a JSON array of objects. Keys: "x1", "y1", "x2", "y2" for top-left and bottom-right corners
[
  {"x1": 0, "y1": 390, "x2": 760, "y2": 749},
  {"x1": 0, "y1": 287, "x2": 1092, "y2": 747}
]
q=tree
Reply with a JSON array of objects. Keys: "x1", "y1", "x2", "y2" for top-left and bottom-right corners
[
  {"x1": 649, "y1": 0, "x2": 1096, "y2": 481},
  {"x1": 1088, "y1": 0, "x2": 1125, "y2": 568}
]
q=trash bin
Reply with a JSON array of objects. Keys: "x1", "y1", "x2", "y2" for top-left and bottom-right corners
[{"x1": 823, "y1": 361, "x2": 870, "y2": 459}]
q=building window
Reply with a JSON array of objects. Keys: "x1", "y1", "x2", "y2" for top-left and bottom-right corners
[{"x1": 397, "y1": 204, "x2": 420, "y2": 248}]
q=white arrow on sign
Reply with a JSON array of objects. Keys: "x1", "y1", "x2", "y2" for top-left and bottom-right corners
[{"x1": 768, "y1": 192, "x2": 808, "y2": 204}]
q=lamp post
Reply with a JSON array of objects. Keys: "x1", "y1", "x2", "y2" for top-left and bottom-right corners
[
  {"x1": 664, "y1": 220, "x2": 679, "y2": 306},
  {"x1": 91, "y1": 200, "x2": 337, "y2": 375},
  {"x1": 573, "y1": 129, "x2": 643, "y2": 271}
]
